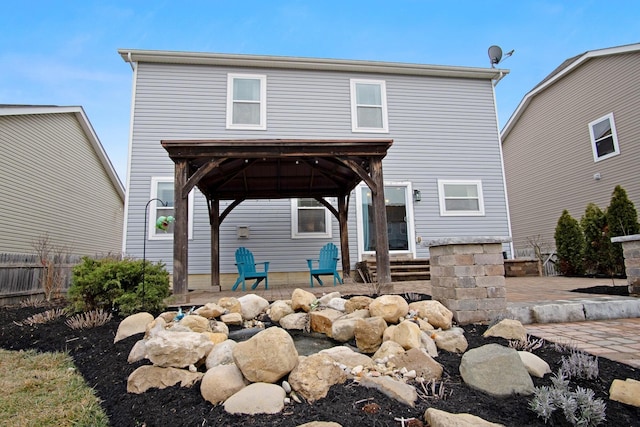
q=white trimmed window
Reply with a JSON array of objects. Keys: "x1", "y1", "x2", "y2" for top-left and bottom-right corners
[
  {"x1": 226, "y1": 73, "x2": 267, "y2": 130},
  {"x1": 291, "y1": 198, "x2": 332, "y2": 239},
  {"x1": 350, "y1": 79, "x2": 388, "y2": 133},
  {"x1": 437, "y1": 180, "x2": 485, "y2": 216},
  {"x1": 149, "y1": 177, "x2": 194, "y2": 240},
  {"x1": 589, "y1": 113, "x2": 620, "y2": 162}
]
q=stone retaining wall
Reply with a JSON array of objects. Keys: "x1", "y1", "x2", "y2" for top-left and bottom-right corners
[
  {"x1": 504, "y1": 258, "x2": 541, "y2": 277},
  {"x1": 426, "y1": 237, "x2": 510, "y2": 325},
  {"x1": 611, "y1": 234, "x2": 640, "y2": 297}
]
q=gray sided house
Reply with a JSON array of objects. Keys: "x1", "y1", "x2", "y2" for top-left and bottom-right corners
[
  {"x1": 0, "y1": 105, "x2": 125, "y2": 256},
  {"x1": 120, "y1": 49, "x2": 512, "y2": 292},
  {"x1": 502, "y1": 43, "x2": 640, "y2": 254}
]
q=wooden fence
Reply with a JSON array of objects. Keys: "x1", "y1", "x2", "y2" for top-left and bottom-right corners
[
  {"x1": 0, "y1": 253, "x2": 82, "y2": 304},
  {"x1": 515, "y1": 248, "x2": 558, "y2": 276}
]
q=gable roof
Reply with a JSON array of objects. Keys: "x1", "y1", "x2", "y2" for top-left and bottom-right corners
[
  {"x1": 0, "y1": 105, "x2": 125, "y2": 200},
  {"x1": 119, "y1": 49, "x2": 508, "y2": 81},
  {"x1": 501, "y1": 42, "x2": 640, "y2": 140}
]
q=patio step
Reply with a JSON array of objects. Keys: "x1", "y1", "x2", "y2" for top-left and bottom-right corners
[{"x1": 356, "y1": 258, "x2": 430, "y2": 283}]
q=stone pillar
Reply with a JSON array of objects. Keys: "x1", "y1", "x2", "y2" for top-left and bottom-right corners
[
  {"x1": 611, "y1": 234, "x2": 640, "y2": 297},
  {"x1": 426, "y1": 237, "x2": 510, "y2": 325}
]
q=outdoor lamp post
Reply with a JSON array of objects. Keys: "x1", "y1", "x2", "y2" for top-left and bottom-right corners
[{"x1": 142, "y1": 198, "x2": 172, "y2": 307}]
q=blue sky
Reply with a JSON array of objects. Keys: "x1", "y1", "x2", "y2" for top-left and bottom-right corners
[{"x1": 2, "y1": 1, "x2": 639, "y2": 184}]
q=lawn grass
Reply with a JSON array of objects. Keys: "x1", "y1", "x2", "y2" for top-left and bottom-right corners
[{"x1": 0, "y1": 348, "x2": 109, "y2": 427}]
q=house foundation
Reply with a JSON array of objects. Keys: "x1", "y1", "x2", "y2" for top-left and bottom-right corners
[
  {"x1": 426, "y1": 237, "x2": 511, "y2": 325},
  {"x1": 611, "y1": 234, "x2": 640, "y2": 297}
]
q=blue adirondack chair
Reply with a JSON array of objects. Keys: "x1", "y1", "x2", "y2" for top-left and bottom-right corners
[
  {"x1": 232, "y1": 247, "x2": 269, "y2": 291},
  {"x1": 307, "y1": 242, "x2": 343, "y2": 287}
]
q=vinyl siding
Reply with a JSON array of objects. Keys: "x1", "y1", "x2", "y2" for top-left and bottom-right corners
[
  {"x1": 0, "y1": 113, "x2": 124, "y2": 255},
  {"x1": 503, "y1": 52, "x2": 640, "y2": 252},
  {"x1": 125, "y1": 62, "x2": 510, "y2": 273}
]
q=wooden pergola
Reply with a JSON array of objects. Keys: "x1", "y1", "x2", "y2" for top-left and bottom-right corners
[{"x1": 161, "y1": 139, "x2": 393, "y2": 301}]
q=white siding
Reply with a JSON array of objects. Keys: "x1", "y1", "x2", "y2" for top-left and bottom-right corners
[
  {"x1": 0, "y1": 113, "x2": 124, "y2": 255},
  {"x1": 125, "y1": 62, "x2": 510, "y2": 273}
]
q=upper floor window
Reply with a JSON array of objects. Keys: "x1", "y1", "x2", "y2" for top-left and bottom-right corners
[
  {"x1": 149, "y1": 177, "x2": 194, "y2": 240},
  {"x1": 226, "y1": 73, "x2": 267, "y2": 130},
  {"x1": 291, "y1": 198, "x2": 332, "y2": 238},
  {"x1": 437, "y1": 179, "x2": 485, "y2": 216},
  {"x1": 350, "y1": 79, "x2": 388, "y2": 133},
  {"x1": 589, "y1": 113, "x2": 619, "y2": 162}
]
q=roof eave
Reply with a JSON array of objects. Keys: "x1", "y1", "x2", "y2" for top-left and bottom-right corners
[{"x1": 118, "y1": 48, "x2": 508, "y2": 80}]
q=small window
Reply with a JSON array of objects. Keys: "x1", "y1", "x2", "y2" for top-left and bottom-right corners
[
  {"x1": 350, "y1": 79, "x2": 388, "y2": 133},
  {"x1": 437, "y1": 180, "x2": 485, "y2": 216},
  {"x1": 589, "y1": 113, "x2": 620, "y2": 162},
  {"x1": 226, "y1": 73, "x2": 267, "y2": 130},
  {"x1": 291, "y1": 198, "x2": 332, "y2": 238},
  {"x1": 149, "y1": 177, "x2": 194, "y2": 240}
]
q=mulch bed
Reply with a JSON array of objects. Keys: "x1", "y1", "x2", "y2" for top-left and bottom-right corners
[
  {"x1": 1, "y1": 301, "x2": 639, "y2": 427},
  {"x1": 571, "y1": 285, "x2": 630, "y2": 296}
]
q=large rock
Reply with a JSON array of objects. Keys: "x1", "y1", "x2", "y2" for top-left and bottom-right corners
[
  {"x1": 354, "y1": 316, "x2": 388, "y2": 353},
  {"x1": 518, "y1": 351, "x2": 551, "y2": 378},
  {"x1": 408, "y1": 300, "x2": 453, "y2": 329},
  {"x1": 326, "y1": 297, "x2": 348, "y2": 312},
  {"x1": 369, "y1": 295, "x2": 409, "y2": 323},
  {"x1": 195, "y1": 302, "x2": 225, "y2": 319},
  {"x1": 288, "y1": 353, "x2": 347, "y2": 402},
  {"x1": 310, "y1": 308, "x2": 344, "y2": 336},
  {"x1": 279, "y1": 312, "x2": 309, "y2": 330},
  {"x1": 372, "y1": 340, "x2": 406, "y2": 362},
  {"x1": 391, "y1": 348, "x2": 443, "y2": 380},
  {"x1": 127, "y1": 365, "x2": 203, "y2": 393},
  {"x1": 233, "y1": 327, "x2": 298, "y2": 383},
  {"x1": 609, "y1": 378, "x2": 640, "y2": 407},
  {"x1": 145, "y1": 316, "x2": 167, "y2": 339},
  {"x1": 345, "y1": 296, "x2": 373, "y2": 313},
  {"x1": 331, "y1": 309, "x2": 370, "y2": 342},
  {"x1": 297, "y1": 423, "x2": 342, "y2": 427},
  {"x1": 205, "y1": 339, "x2": 237, "y2": 369},
  {"x1": 237, "y1": 294, "x2": 270, "y2": 320},
  {"x1": 127, "y1": 339, "x2": 147, "y2": 363},
  {"x1": 391, "y1": 320, "x2": 422, "y2": 350},
  {"x1": 459, "y1": 344, "x2": 534, "y2": 397},
  {"x1": 145, "y1": 329, "x2": 214, "y2": 368},
  {"x1": 217, "y1": 297, "x2": 242, "y2": 314},
  {"x1": 179, "y1": 314, "x2": 212, "y2": 333},
  {"x1": 115, "y1": 312, "x2": 154, "y2": 343},
  {"x1": 483, "y1": 319, "x2": 527, "y2": 342},
  {"x1": 220, "y1": 312, "x2": 243, "y2": 325},
  {"x1": 434, "y1": 327, "x2": 468, "y2": 353},
  {"x1": 223, "y1": 382, "x2": 286, "y2": 415},
  {"x1": 200, "y1": 364, "x2": 247, "y2": 404},
  {"x1": 420, "y1": 332, "x2": 439, "y2": 358},
  {"x1": 318, "y1": 292, "x2": 342, "y2": 306},
  {"x1": 424, "y1": 408, "x2": 505, "y2": 427},
  {"x1": 269, "y1": 300, "x2": 294, "y2": 322},
  {"x1": 359, "y1": 375, "x2": 417, "y2": 407},
  {"x1": 291, "y1": 288, "x2": 317, "y2": 312},
  {"x1": 319, "y1": 346, "x2": 374, "y2": 371}
]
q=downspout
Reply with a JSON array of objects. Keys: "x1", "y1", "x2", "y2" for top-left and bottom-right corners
[
  {"x1": 127, "y1": 51, "x2": 136, "y2": 71},
  {"x1": 121, "y1": 51, "x2": 138, "y2": 254},
  {"x1": 492, "y1": 70, "x2": 506, "y2": 87}
]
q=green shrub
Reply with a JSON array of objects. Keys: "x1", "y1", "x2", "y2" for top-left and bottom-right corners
[
  {"x1": 68, "y1": 256, "x2": 170, "y2": 316},
  {"x1": 554, "y1": 210, "x2": 585, "y2": 276},
  {"x1": 581, "y1": 203, "x2": 614, "y2": 276},
  {"x1": 606, "y1": 185, "x2": 640, "y2": 275}
]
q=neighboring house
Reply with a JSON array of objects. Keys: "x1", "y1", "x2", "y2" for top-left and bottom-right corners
[
  {"x1": 119, "y1": 49, "x2": 512, "y2": 291},
  {"x1": 501, "y1": 43, "x2": 640, "y2": 255},
  {"x1": 0, "y1": 105, "x2": 125, "y2": 256}
]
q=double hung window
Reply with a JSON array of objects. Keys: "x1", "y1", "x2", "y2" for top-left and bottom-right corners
[
  {"x1": 437, "y1": 180, "x2": 485, "y2": 216},
  {"x1": 589, "y1": 113, "x2": 619, "y2": 162},
  {"x1": 148, "y1": 177, "x2": 194, "y2": 240},
  {"x1": 350, "y1": 79, "x2": 388, "y2": 133},
  {"x1": 226, "y1": 73, "x2": 267, "y2": 130},
  {"x1": 291, "y1": 198, "x2": 331, "y2": 238}
]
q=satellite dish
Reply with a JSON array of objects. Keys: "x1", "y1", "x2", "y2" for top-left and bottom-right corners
[{"x1": 488, "y1": 45, "x2": 503, "y2": 67}]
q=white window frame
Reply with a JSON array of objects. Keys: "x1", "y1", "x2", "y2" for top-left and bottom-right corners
[
  {"x1": 588, "y1": 112, "x2": 620, "y2": 162},
  {"x1": 437, "y1": 179, "x2": 485, "y2": 216},
  {"x1": 226, "y1": 73, "x2": 267, "y2": 130},
  {"x1": 148, "y1": 177, "x2": 194, "y2": 240},
  {"x1": 350, "y1": 78, "x2": 389, "y2": 133},
  {"x1": 290, "y1": 198, "x2": 332, "y2": 239}
]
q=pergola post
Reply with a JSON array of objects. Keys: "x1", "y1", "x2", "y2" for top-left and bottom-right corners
[
  {"x1": 173, "y1": 159, "x2": 189, "y2": 302},
  {"x1": 209, "y1": 198, "x2": 220, "y2": 288},
  {"x1": 338, "y1": 194, "x2": 351, "y2": 280},
  {"x1": 370, "y1": 157, "x2": 391, "y2": 290}
]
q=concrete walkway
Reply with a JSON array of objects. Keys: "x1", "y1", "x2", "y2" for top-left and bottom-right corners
[{"x1": 184, "y1": 276, "x2": 640, "y2": 368}]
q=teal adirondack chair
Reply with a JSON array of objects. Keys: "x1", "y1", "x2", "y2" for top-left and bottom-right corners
[
  {"x1": 232, "y1": 247, "x2": 269, "y2": 291},
  {"x1": 307, "y1": 243, "x2": 343, "y2": 287}
]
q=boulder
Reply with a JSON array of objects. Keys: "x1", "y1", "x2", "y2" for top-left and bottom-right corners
[
  {"x1": 202, "y1": 331, "x2": 229, "y2": 345},
  {"x1": 391, "y1": 348, "x2": 443, "y2": 380},
  {"x1": 354, "y1": 316, "x2": 387, "y2": 353},
  {"x1": 127, "y1": 365, "x2": 203, "y2": 393},
  {"x1": 391, "y1": 320, "x2": 422, "y2": 350},
  {"x1": 326, "y1": 297, "x2": 348, "y2": 312},
  {"x1": 369, "y1": 295, "x2": 409, "y2": 323},
  {"x1": 318, "y1": 291, "x2": 342, "y2": 306},
  {"x1": 408, "y1": 300, "x2": 453, "y2": 329},
  {"x1": 288, "y1": 353, "x2": 347, "y2": 402},
  {"x1": 269, "y1": 300, "x2": 294, "y2": 322},
  {"x1": 220, "y1": 312, "x2": 243, "y2": 325},
  {"x1": 424, "y1": 408, "x2": 505, "y2": 427},
  {"x1": 310, "y1": 308, "x2": 344, "y2": 336},
  {"x1": 210, "y1": 320, "x2": 229, "y2": 335},
  {"x1": 223, "y1": 382, "x2": 286, "y2": 415},
  {"x1": 459, "y1": 344, "x2": 534, "y2": 397},
  {"x1": 359, "y1": 375, "x2": 417, "y2": 407},
  {"x1": 331, "y1": 309, "x2": 370, "y2": 342},
  {"x1": 609, "y1": 378, "x2": 640, "y2": 407},
  {"x1": 420, "y1": 332, "x2": 438, "y2": 358},
  {"x1": 434, "y1": 327, "x2": 468, "y2": 353},
  {"x1": 233, "y1": 327, "x2": 298, "y2": 383},
  {"x1": 114, "y1": 312, "x2": 154, "y2": 343},
  {"x1": 372, "y1": 340, "x2": 406, "y2": 362},
  {"x1": 195, "y1": 302, "x2": 225, "y2": 319},
  {"x1": 145, "y1": 316, "x2": 167, "y2": 339},
  {"x1": 179, "y1": 314, "x2": 212, "y2": 333},
  {"x1": 297, "y1": 423, "x2": 342, "y2": 427},
  {"x1": 483, "y1": 319, "x2": 527, "y2": 342},
  {"x1": 237, "y1": 294, "x2": 270, "y2": 320},
  {"x1": 292, "y1": 288, "x2": 317, "y2": 312},
  {"x1": 200, "y1": 364, "x2": 247, "y2": 404},
  {"x1": 145, "y1": 329, "x2": 214, "y2": 368},
  {"x1": 279, "y1": 312, "x2": 309, "y2": 330},
  {"x1": 127, "y1": 339, "x2": 147, "y2": 363},
  {"x1": 319, "y1": 346, "x2": 374, "y2": 371},
  {"x1": 217, "y1": 297, "x2": 242, "y2": 314},
  {"x1": 205, "y1": 339, "x2": 237, "y2": 369},
  {"x1": 345, "y1": 296, "x2": 373, "y2": 313},
  {"x1": 518, "y1": 351, "x2": 551, "y2": 378}
]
